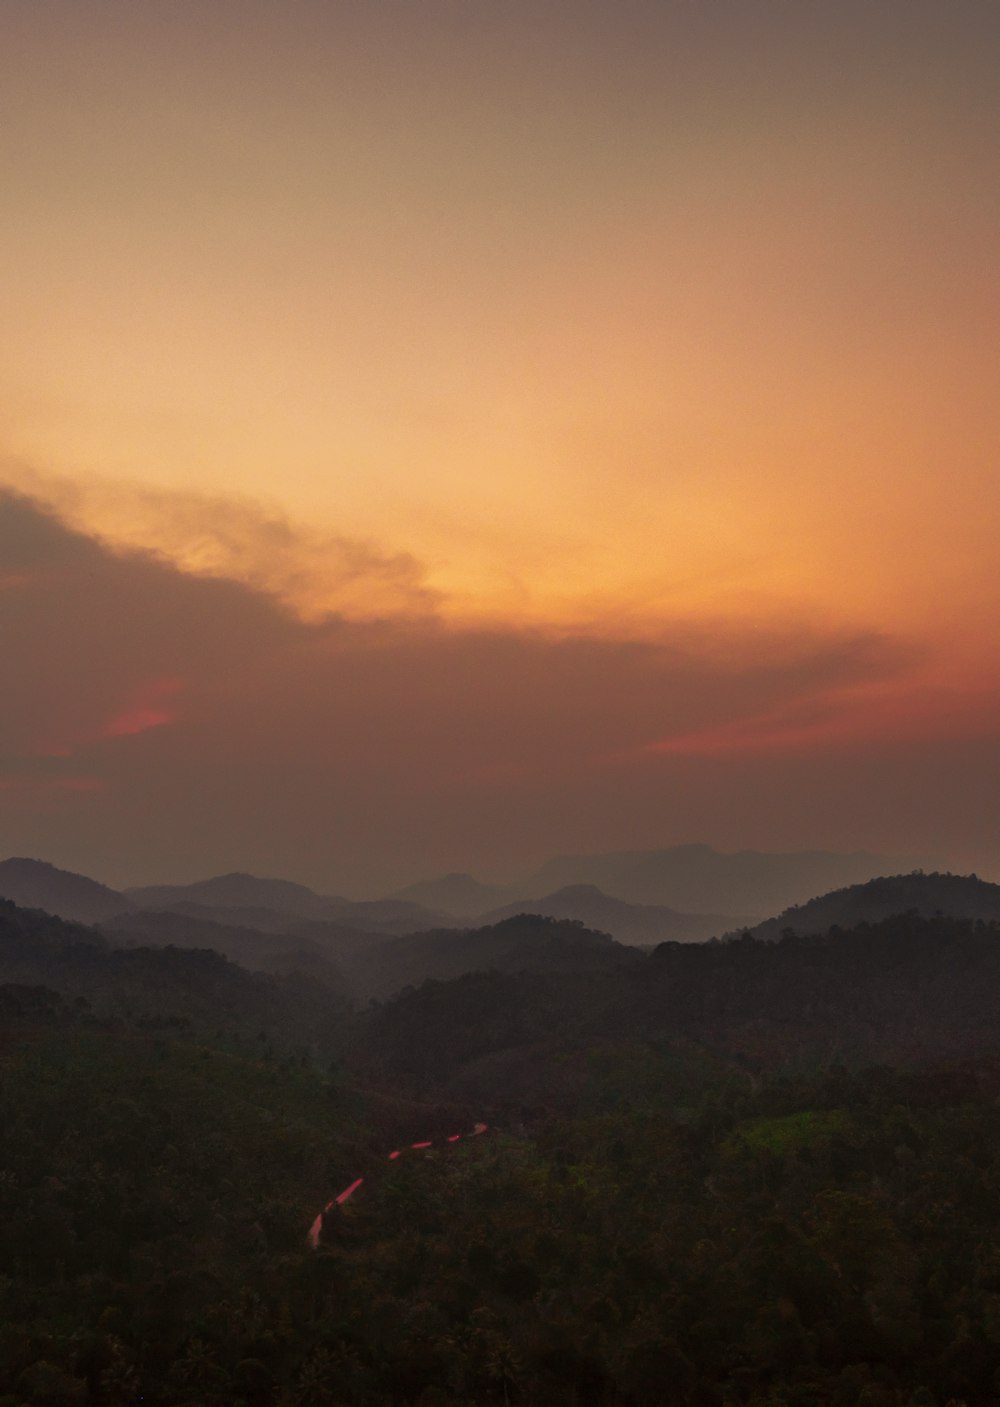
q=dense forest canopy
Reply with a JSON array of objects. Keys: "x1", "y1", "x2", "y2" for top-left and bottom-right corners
[{"x1": 4, "y1": 874, "x2": 1000, "y2": 1404}]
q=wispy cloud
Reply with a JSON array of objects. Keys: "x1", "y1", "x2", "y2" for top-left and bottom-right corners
[
  {"x1": 102, "y1": 677, "x2": 184, "y2": 739},
  {"x1": 2, "y1": 466, "x2": 441, "y2": 623},
  {"x1": 0, "y1": 487, "x2": 991, "y2": 887},
  {"x1": 645, "y1": 677, "x2": 1000, "y2": 757}
]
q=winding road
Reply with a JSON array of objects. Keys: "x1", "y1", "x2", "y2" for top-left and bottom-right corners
[{"x1": 309, "y1": 1122, "x2": 490, "y2": 1247}]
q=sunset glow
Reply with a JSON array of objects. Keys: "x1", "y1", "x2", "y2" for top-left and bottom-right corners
[{"x1": 1, "y1": 1, "x2": 997, "y2": 888}]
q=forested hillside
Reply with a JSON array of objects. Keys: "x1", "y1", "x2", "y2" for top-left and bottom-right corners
[
  {"x1": 344, "y1": 914, "x2": 637, "y2": 1001},
  {"x1": 355, "y1": 913, "x2": 1000, "y2": 1106},
  {"x1": 102, "y1": 906, "x2": 638, "y2": 1003},
  {"x1": 741, "y1": 871, "x2": 1000, "y2": 942},
  {"x1": 0, "y1": 898, "x2": 348, "y2": 1057},
  {"x1": 6, "y1": 895, "x2": 1000, "y2": 1404},
  {"x1": 479, "y1": 884, "x2": 746, "y2": 945}
]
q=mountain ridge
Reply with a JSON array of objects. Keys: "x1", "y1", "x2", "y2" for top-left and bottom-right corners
[
  {"x1": 479, "y1": 883, "x2": 753, "y2": 945},
  {"x1": 515, "y1": 844, "x2": 932, "y2": 913},
  {"x1": 0, "y1": 857, "x2": 131, "y2": 924},
  {"x1": 384, "y1": 844, "x2": 933, "y2": 918},
  {"x1": 736, "y1": 870, "x2": 1000, "y2": 943}
]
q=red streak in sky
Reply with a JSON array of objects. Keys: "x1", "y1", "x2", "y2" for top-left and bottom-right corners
[
  {"x1": 103, "y1": 706, "x2": 176, "y2": 738},
  {"x1": 103, "y1": 676, "x2": 184, "y2": 739},
  {"x1": 644, "y1": 682, "x2": 999, "y2": 759}
]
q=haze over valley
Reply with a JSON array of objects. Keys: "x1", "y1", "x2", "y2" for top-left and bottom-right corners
[
  {"x1": 2, "y1": 1, "x2": 998, "y2": 1402},
  {"x1": 6, "y1": 845, "x2": 1000, "y2": 1402}
]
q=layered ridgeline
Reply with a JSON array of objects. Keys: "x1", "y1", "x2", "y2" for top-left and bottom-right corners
[
  {"x1": 126, "y1": 872, "x2": 451, "y2": 935},
  {"x1": 0, "y1": 858, "x2": 452, "y2": 933},
  {"x1": 0, "y1": 865, "x2": 640, "y2": 1006},
  {"x1": 101, "y1": 906, "x2": 355, "y2": 996},
  {"x1": 106, "y1": 906, "x2": 638, "y2": 1002},
  {"x1": 115, "y1": 882, "x2": 742, "y2": 957},
  {"x1": 1, "y1": 856, "x2": 990, "y2": 1004},
  {"x1": 8, "y1": 869, "x2": 1000, "y2": 1098},
  {"x1": 356, "y1": 912, "x2": 1000, "y2": 1106},
  {"x1": 343, "y1": 913, "x2": 638, "y2": 1001},
  {"x1": 349, "y1": 871, "x2": 1000, "y2": 1111},
  {"x1": 0, "y1": 857, "x2": 131, "y2": 924},
  {"x1": 7, "y1": 875, "x2": 1000, "y2": 1403},
  {"x1": 478, "y1": 884, "x2": 748, "y2": 945},
  {"x1": 0, "y1": 847, "x2": 915, "y2": 984},
  {"x1": 0, "y1": 844, "x2": 934, "y2": 953},
  {"x1": 391, "y1": 844, "x2": 925, "y2": 918},
  {"x1": 0, "y1": 896, "x2": 348, "y2": 1055}
]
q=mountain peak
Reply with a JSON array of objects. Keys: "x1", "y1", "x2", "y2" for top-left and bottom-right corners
[
  {"x1": 0, "y1": 856, "x2": 128, "y2": 924},
  {"x1": 744, "y1": 871, "x2": 1000, "y2": 941}
]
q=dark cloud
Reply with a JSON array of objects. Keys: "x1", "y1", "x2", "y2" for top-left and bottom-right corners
[
  {"x1": 0, "y1": 488, "x2": 312, "y2": 757},
  {"x1": 4, "y1": 470, "x2": 441, "y2": 621},
  {"x1": 1, "y1": 489, "x2": 987, "y2": 891}
]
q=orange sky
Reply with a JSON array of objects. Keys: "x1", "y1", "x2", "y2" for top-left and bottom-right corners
[{"x1": 1, "y1": 1, "x2": 998, "y2": 888}]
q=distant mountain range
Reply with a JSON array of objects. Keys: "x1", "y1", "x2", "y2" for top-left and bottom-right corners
[
  {"x1": 126, "y1": 871, "x2": 330, "y2": 917},
  {"x1": 0, "y1": 853, "x2": 832, "y2": 952},
  {"x1": 0, "y1": 858, "x2": 643, "y2": 999},
  {"x1": 479, "y1": 884, "x2": 751, "y2": 945},
  {"x1": 125, "y1": 873, "x2": 452, "y2": 934},
  {"x1": 392, "y1": 844, "x2": 929, "y2": 918},
  {"x1": 1, "y1": 846, "x2": 931, "y2": 934},
  {"x1": 6, "y1": 860, "x2": 1000, "y2": 1075},
  {"x1": 0, "y1": 862, "x2": 452, "y2": 935},
  {"x1": 8, "y1": 852, "x2": 988, "y2": 1005}
]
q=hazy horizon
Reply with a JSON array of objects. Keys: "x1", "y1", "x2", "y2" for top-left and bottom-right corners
[
  {"x1": 2, "y1": 2, "x2": 997, "y2": 893},
  {"x1": 4, "y1": 11, "x2": 999, "y2": 1395},
  {"x1": 0, "y1": 832, "x2": 962, "y2": 906}
]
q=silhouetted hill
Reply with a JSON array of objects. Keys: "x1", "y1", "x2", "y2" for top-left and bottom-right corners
[
  {"x1": 101, "y1": 908, "x2": 352, "y2": 995},
  {"x1": 481, "y1": 883, "x2": 749, "y2": 945},
  {"x1": 741, "y1": 870, "x2": 1000, "y2": 942},
  {"x1": 105, "y1": 908, "x2": 633, "y2": 1002},
  {"x1": 516, "y1": 844, "x2": 925, "y2": 914},
  {"x1": 125, "y1": 871, "x2": 331, "y2": 917},
  {"x1": 349, "y1": 913, "x2": 638, "y2": 1000},
  {"x1": 357, "y1": 913, "x2": 1000, "y2": 1104},
  {"x1": 0, "y1": 894, "x2": 107, "y2": 953},
  {"x1": 0, "y1": 856, "x2": 130, "y2": 924},
  {"x1": 146, "y1": 902, "x2": 397, "y2": 953},
  {"x1": 125, "y1": 873, "x2": 451, "y2": 934},
  {"x1": 0, "y1": 897, "x2": 346, "y2": 1052}
]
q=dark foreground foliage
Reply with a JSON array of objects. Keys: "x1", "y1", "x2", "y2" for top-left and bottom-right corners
[
  {"x1": 5, "y1": 907, "x2": 1000, "y2": 1403},
  {"x1": 4, "y1": 1013, "x2": 1000, "y2": 1404}
]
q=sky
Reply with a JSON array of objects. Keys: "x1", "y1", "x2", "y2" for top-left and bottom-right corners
[{"x1": 1, "y1": 0, "x2": 998, "y2": 893}]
